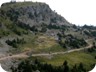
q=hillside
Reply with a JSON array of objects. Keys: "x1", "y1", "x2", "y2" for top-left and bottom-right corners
[{"x1": 0, "y1": 2, "x2": 96, "y2": 72}]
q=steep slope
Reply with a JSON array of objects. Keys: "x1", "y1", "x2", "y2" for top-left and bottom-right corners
[
  {"x1": 1, "y1": 2, "x2": 71, "y2": 26},
  {"x1": 0, "y1": 2, "x2": 92, "y2": 53},
  {"x1": 0, "y1": 2, "x2": 96, "y2": 54},
  {"x1": 0, "y1": 2, "x2": 96, "y2": 72}
]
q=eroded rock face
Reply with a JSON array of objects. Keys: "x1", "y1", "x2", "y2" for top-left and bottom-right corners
[{"x1": 2, "y1": 2, "x2": 71, "y2": 27}]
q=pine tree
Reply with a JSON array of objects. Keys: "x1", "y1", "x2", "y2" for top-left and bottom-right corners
[
  {"x1": 78, "y1": 63, "x2": 86, "y2": 72},
  {"x1": 63, "y1": 60, "x2": 69, "y2": 72},
  {"x1": 71, "y1": 64, "x2": 78, "y2": 72}
]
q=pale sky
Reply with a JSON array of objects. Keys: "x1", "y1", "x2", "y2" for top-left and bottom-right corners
[{"x1": 0, "y1": 0, "x2": 96, "y2": 26}]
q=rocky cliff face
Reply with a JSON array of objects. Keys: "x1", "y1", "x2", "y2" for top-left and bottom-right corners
[{"x1": 1, "y1": 2, "x2": 71, "y2": 27}]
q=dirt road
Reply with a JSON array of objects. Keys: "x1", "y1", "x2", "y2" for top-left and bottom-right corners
[{"x1": 0, "y1": 39, "x2": 93, "y2": 61}]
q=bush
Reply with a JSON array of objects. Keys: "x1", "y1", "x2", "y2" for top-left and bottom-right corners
[
  {"x1": 6, "y1": 38, "x2": 26, "y2": 48},
  {"x1": 95, "y1": 56, "x2": 96, "y2": 59},
  {"x1": 40, "y1": 27, "x2": 47, "y2": 33},
  {"x1": 58, "y1": 34, "x2": 87, "y2": 49}
]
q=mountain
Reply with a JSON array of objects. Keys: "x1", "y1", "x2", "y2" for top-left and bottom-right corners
[
  {"x1": 0, "y1": 2, "x2": 72, "y2": 38},
  {"x1": 0, "y1": 2, "x2": 96, "y2": 72},
  {"x1": 1, "y1": 2, "x2": 71, "y2": 26}
]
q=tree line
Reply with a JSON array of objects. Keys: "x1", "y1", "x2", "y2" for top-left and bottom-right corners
[{"x1": 11, "y1": 58, "x2": 95, "y2": 72}]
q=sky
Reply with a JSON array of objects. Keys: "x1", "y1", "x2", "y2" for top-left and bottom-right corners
[{"x1": 0, "y1": 0, "x2": 96, "y2": 26}]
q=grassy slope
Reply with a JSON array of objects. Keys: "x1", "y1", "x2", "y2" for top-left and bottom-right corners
[
  {"x1": 14, "y1": 34, "x2": 66, "y2": 53},
  {"x1": 35, "y1": 51, "x2": 96, "y2": 71}
]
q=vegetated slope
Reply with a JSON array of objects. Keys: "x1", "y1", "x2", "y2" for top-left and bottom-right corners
[
  {"x1": 0, "y1": 2, "x2": 93, "y2": 53},
  {"x1": 0, "y1": 2, "x2": 96, "y2": 72}
]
